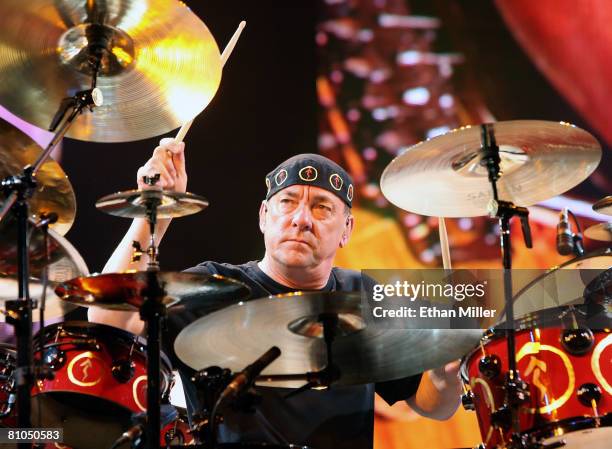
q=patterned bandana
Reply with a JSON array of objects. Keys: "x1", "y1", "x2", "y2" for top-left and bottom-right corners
[{"x1": 265, "y1": 154, "x2": 353, "y2": 208}]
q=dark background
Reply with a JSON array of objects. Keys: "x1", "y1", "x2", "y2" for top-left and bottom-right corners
[{"x1": 60, "y1": 0, "x2": 605, "y2": 275}]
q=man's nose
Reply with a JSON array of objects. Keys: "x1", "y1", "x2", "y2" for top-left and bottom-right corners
[{"x1": 290, "y1": 203, "x2": 313, "y2": 229}]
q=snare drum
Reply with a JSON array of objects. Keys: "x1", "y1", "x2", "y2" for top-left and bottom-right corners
[
  {"x1": 461, "y1": 306, "x2": 611, "y2": 448},
  {"x1": 32, "y1": 321, "x2": 173, "y2": 449}
]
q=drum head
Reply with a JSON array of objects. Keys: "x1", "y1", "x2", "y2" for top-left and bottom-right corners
[{"x1": 511, "y1": 249, "x2": 612, "y2": 319}]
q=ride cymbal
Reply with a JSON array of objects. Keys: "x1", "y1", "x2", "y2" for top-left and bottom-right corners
[
  {"x1": 175, "y1": 292, "x2": 482, "y2": 386},
  {"x1": 0, "y1": 0, "x2": 222, "y2": 142},
  {"x1": 96, "y1": 189, "x2": 208, "y2": 219},
  {"x1": 0, "y1": 119, "x2": 75, "y2": 234},
  {"x1": 380, "y1": 121, "x2": 601, "y2": 217}
]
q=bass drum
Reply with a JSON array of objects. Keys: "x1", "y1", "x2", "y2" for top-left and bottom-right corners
[
  {"x1": 461, "y1": 305, "x2": 611, "y2": 448},
  {"x1": 512, "y1": 248, "x2": 612, "y2": 319}
]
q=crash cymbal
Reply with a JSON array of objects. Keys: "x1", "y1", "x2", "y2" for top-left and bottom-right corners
[
  {"x1": 55, "y1": 272, "x2": 250, "y2": 311},
  {"x1": 174, "y1": 292, "x2": 482, "y2": 387},
  {"x1": 0, "y1": 219, "x2": 88, "y2": 322},
  {"x1": 593, "y1": 196, "x2": 612, "y2": 216},
  {"x1": 0, "y1": 0, "x2": 222, "y2": 142},
  {"x1": 96, "y1": 189, "x2": 209, "y2": 219},
  {"x1": 380, "y1": 121, "x2": 601, "y2": 217},
  {"x1": 0, "y1": 119, "x2": 75, "y2": 234},
  {"x1": 584, "y1": 222, "x2": 612, "y2": 242}
]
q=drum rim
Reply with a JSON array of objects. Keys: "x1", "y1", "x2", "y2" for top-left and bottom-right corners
[{"x1": 33, "y1": 320, "x2": 173, "y2": 370}]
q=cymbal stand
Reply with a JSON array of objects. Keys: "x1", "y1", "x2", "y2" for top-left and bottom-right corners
[
  {"x1": 0, "y1": 75, "x2": 101, "y2": 448},
  {"x1": 259, "y1": 313, "x2": 342, "y2": 396},
  {"x1": 480, "y1": 124, "x2": 532, "y2": 448},
  {"x1": 137, "y1": 183, "x2": 166, "y2": 449}
]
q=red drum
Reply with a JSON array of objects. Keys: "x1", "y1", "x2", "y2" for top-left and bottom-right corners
[
  {"x1": 461, "y1": 306, "x2": 611, "y2": 448},
  {"x1": 32, "y1": 321, "x2": 173, "y2": 449},
  {"x1": 0, "y1": 344, "x2": 16, "y2": 428}
]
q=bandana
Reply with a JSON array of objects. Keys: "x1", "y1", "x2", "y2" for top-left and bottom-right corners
[{"x1": 265, "y1": 154, "x2": 353, "y2": 207}]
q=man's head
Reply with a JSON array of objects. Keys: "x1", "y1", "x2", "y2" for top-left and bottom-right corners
[{"x1": 259, "y1": 154, "x2": 355, "y2": 270}]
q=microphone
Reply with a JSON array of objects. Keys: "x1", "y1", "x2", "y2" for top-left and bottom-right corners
[
  {"x1": 217, "y1": 346, "x2": 281, "y2": 405},
  {"x1": 556, "y1": 208, "x2": 574, "y2": 255},
  {"x1": 34, "y1": 212, "x2": 59, "y2": 228},
  {"x1": 108, "y1": 423, "x2": 143, "y2": 449}
]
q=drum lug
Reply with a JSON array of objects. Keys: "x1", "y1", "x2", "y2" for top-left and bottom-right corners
[
  {"x1": 478, "y1": 354, "x2": 502, "y2": 379},
  {"x1": 43, "y1": 346, "x2": 66, "y2": 371},
  {"x1": 577, "y1": 382, "x2": 602, "y2": 407},
  {"x1": 490, "y1": 404, "x2": 512, "y2": 431},
  {"x1": 560, "y1": 328, "x2": 594, "y2": 355},
  {"x1": 461, "y1": 390, "x2": 475, "y2": 411},
  {"x1": 112, "y1": 358, "x2": 135, "y2": 383}
]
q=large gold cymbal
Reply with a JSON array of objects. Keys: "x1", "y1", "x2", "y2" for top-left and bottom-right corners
[
  {"x1": 0, "y1": 119, "x2": 75, "y2": 234},
  {"x1": 0, "y1": 0, "x2": 222, "y2": 142},
  {"x1": 380, "y1": 121, "x2": 601, "y2": 217}
]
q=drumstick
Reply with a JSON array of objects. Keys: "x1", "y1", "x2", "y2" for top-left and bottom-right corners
[
  {"x1": 438, "y1": 217, "x2": 452, "y2": 270},
  {"x1": 174, "y1": 20, "x2": 247, "y2": 144}
]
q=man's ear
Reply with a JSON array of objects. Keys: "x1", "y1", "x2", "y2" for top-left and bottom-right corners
[
  {"x1": 339, "y1": 214, "x2": 355, "y2": 248},
  {"x1": 259, "y1": 200, "x2": 268, "y2": 234}
]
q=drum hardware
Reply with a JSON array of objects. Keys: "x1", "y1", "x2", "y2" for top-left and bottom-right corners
[
  {"x1": 593, "y1": 196, "x2": 612, "y2": 216},
  {"x1": 0, "y1": 46, "x2": 101, "y2": 435},
  {"x1": 576, "y1": 383, "x2": 602, "y2": 411},
  {"x1": 478, "y1": 355, "x2": 502, "y2": 379}
]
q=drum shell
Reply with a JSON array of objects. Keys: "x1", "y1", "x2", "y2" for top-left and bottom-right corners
[
  {"x1": 462, "y1": 316, "x2": 611, "y2": 447},
  {"x1": 32, "y1": 321, "x2": 173, "y2": 414}
]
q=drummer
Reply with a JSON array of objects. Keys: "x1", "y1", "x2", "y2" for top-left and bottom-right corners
[{"x1": 89, "y1": 140, "x2": 462, "y2": 449}]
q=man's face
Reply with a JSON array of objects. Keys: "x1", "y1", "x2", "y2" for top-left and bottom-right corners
[{"x1": 259, "y1": 185, "x2": 353, "y2": 269}]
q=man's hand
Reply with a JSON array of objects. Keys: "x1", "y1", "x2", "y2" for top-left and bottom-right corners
[
  {"x1": 407, "y1": 360, "x2": 463, "y2": 421},
  {"x1": 428, "y1": 360, "x2": 462, "y2": 395},
  {"x1": 136, "y1": 137, "x2": 187, "y2": 192}
]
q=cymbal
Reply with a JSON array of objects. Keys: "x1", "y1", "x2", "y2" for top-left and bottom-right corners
[
  {"x1": 0, "y1": 0, "x2": 222, "y2": 142},
  {"x1": 380, "y1": 121, "x2": 601, "y2": 217},
  {"x1": 0, "y1": 219, "x2": 89, "y2": 322},
  {"x1": 584, "y1": 222, "x2": 612, "y2": 242},
  {"x1": 0, "y1": 119, "x2": 75, "y2": 234},
  {"x1": 96, "y1": 189, "x2": 208, "y2": 219},
  {"x1": 55, "y1": 272, "x2": 250, "y2": 311},
  {"x1": 593, "y1": 196, "x2": 612, "y2": 216},
  {"x1": 174, "y1": 292, "x2": 482, "y2": 387}
]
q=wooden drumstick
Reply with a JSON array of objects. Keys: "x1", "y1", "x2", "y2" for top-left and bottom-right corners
[
  {"x1": 174, "y1": 20, "x2": 246, "y2": 143},
  {"x1": 438, "y1": 217, "x2": 452, "y2": 270}
]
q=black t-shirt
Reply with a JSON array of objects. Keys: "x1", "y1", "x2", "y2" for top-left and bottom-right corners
[{"x1": 164, "y1": 261, "x2": 422, "y2": 449}]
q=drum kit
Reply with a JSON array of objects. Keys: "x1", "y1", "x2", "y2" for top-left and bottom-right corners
[{"x1": 0, "y1": 1, "x2": 609, "y2": 449}]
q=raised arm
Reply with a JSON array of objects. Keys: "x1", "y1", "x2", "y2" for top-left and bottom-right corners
[{"x1": 88, "y1": 138, "x2": 187, "y2": 334}]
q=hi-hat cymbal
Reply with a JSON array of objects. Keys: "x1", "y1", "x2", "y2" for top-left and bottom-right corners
[
  {"x1": 593, "y1": 196, "x2": 612, "y2": 216},
  {"x1": 174, "y1": 292, "x2": 482, "y2": 387},
  {"x1": 96, "y1": 189, "x2": 209, "y2": 219},
  {"x1": 584, "y1": 222, "x2": 612, "y2": 242},
  {"x1": 380, "y1": 121, "x2": 601, "y2": 217},
  {"x1": 0, "y1": 119, "x2": 75, "y2": 234},
  {"x1": 0, "y1": 218, "x2": 89, "y2": 322},
  {"x1": 0, "y1": 0, "x2": 222, "y2": 142},
  {"x1": 55, "y1": 272, "x2": 250, "y2": 311}
]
